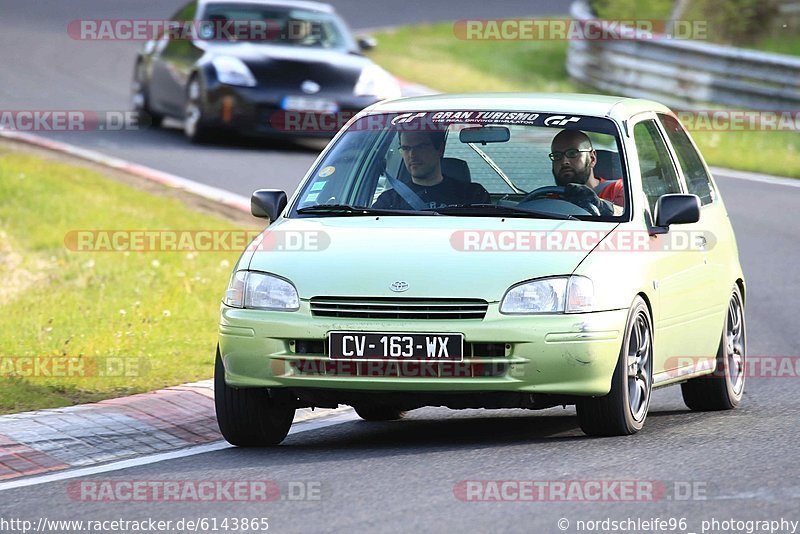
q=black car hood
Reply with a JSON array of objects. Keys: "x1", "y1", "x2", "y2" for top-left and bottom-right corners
[{"x1": 202, "y1": 42, "x2": 370, "y2": 92}]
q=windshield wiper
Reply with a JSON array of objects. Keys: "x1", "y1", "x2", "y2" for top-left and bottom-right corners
[
  {"x1": 296, "y1": 204, "x2": 435, "y2": 216},
  {"x1": 423, "y1": 204, "x2": 579, "y2": 220}
]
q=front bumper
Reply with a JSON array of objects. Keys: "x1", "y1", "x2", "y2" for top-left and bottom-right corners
[
  {"x1": 218, "y1": 302, "x2": 628, "y2": 397},
  {"x1": 204, "y1": 82, "x2": 378, "y2": 138}
]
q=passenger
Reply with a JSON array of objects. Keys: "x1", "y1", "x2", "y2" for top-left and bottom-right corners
[{"x1": 373, "y1": 129, "x2": 491, "y2": 210}]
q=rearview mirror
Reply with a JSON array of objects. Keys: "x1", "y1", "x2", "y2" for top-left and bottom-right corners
[
  {"x1": 459, "y1": 126, "x2": 510, "y2": 144},
  {"x1": 651, "y1": 194, "x2": 700, "y2": 234},
  {"x1": 251, "y1": 189, "x2": 287, "y2": 222}
]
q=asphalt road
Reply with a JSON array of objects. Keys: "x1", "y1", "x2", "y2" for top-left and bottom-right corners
[{"x1": 2, "y1": 1, "x2": 800, "y2": 532}]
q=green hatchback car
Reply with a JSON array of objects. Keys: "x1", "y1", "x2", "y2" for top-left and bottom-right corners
[{"x1": 216, "y1": 93, "x2": 746, "y2": 445}]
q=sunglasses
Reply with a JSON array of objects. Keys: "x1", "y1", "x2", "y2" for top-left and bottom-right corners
[{"x1": 549, "y1": 148, "x2": 593, "y2": 161}]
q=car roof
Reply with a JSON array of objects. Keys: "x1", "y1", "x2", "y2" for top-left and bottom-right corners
[
  {"x1": 367, "y1": 93, "x2": 673, "y2": 122},
  {"x1": 198, "y1": 0, "x2": 335, "y2": 14}
]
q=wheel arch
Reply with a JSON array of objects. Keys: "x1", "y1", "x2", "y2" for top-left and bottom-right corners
[{"x1": 735, "y1": 278, "x2": 746, "y2": 307}]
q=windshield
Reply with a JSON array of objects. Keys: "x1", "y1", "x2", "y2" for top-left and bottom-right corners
[
  {"x1": 199, "y1": 3, "x2": 350, "y2": 49},
  {"x1": 293, "y1": 111, "x2": 627, "y2": 220}
]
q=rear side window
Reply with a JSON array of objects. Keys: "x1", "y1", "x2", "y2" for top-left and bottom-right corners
[
  {"x1": 658, "y1": 114, "x2": 715, "y2": 205},
  {"x1": 633, "y1": 120, "x2": 682, "y2": 215}
]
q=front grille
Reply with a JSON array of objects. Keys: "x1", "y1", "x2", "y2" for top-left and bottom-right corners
[
  {"x1": 289, "y1": 359, "x2": 507, "y2": 378},
  {"x1": 288, "y1": 340, "x2": 507, "y2": 377},
  {"x1": 310, "y1": 297, "x2": 488, "y2": 320}
]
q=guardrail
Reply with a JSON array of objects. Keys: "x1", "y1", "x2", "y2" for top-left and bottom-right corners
[{"x1": 566, "y1": 0, "x2": 800, "y2": 111}]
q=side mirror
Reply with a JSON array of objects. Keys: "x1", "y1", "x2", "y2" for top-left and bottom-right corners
[
  {"x1": 357, "y1": 36, "x2": 377, "y2": 51},
  {"x1": 251, "y1": 189, "x2": 287, "y2": 222},
  {"x1": 651, "y1": 194, "x2": 700, "y2": 234}
]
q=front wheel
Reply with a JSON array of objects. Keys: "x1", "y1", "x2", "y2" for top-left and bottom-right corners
[
  {"x1": 214, "y1": 348, "x2": 295, "y2": 446},
  {"x1": 576, "y1": 297, "x2": 653, "y2": 436},
  {"x1": 681, "y1": 286, "x2": 746, "y2": 410}
]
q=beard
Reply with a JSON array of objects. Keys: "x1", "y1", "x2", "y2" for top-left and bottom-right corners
[{"x1": 553, "y1": 163, "x2": 591, "y2": 186}]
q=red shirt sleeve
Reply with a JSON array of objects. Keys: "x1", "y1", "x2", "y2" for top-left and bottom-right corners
[{"x1": 597, "y1": 178, "x2": 625, "y2": 207}]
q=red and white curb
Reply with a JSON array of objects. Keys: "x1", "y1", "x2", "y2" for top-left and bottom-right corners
[{"x1": 0, "y1": 379, "x2": 352, "y2": 484}]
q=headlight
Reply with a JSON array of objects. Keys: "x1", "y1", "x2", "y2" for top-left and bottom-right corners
[
  {"x1": 212, "y1": 56, "x2": 257, "y2": 87},
  {"x1": 354, "y1": 64, "x2": 401, "y2": 100},
  {"x1": 224, "y1": 271, "x2": 299, "y2": 311},
  {"x1": 500, "y1": 276, "x2": 594, "y2": 314}
]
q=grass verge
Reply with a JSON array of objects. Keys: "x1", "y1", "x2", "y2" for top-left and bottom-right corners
[
  {"x1": 0, "y1": 145, "x2": 260, "y2": 414},
  {"x1": 368, "y1": 22, "x2": 800, "y2": 179}
]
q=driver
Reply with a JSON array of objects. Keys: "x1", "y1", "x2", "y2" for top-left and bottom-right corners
[
  {"x1": 372, "y1": 129, "x2": 491, "y2": 210},
  {"x1": 550, "y1": 130, "x2": 624, "y2": 215}
]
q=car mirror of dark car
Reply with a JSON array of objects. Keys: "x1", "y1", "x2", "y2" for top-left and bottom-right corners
[
  {"x1": 251, "y1": 189, "x2": 287, "y2": 222},
  {"x1": 357, "y1": 36, "x2": 377, "y2": 51},
  {"x1": 650, "y1": 193, "x2": 701, "y2": 234}
]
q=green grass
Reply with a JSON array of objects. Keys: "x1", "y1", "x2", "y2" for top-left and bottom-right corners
[
  {"x1": 751, "y1": 34, "x2": 800, "y2": 56},
  {"x1": 368, "y1": 23, "x2": 583, "y2": 93},
  {"x1": 0, "y1": 151, "x2": 259, "y2": 414},
  {"x1": 367, "y1": 22, "x2": 800, "y2": 178}
]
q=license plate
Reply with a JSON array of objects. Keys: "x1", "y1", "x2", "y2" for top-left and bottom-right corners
[
  {"x1": 281, "y1": 96, "x2": 338, "y2": 113},
  {"x1": 328, "y1": 332, "x2": 463, "y2": 362}
]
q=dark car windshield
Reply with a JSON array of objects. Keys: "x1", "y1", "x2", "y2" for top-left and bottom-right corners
[
  {"x1": 292, "y1": 111, "x2": 628, "y2": 221},
  {"x1": 198, "y1": 3, "x2": 351, "y2": 49}
]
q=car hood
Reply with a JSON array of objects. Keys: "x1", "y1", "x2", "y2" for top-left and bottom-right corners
[
  {"x1": 204, "y1": 43, "x2": 369, "y2": 90},
  {"x1": 245, "y1": 217, "x2": 619, "y2": 301}
]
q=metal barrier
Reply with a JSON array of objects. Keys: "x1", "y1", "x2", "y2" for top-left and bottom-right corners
[{"x1": 566, "y1": 0, "x2": 800, "y2": 111}]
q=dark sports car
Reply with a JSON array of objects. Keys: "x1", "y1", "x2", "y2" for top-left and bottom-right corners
[{"x1": 131, "y1": 0, "x2": 401, "y2": 142}]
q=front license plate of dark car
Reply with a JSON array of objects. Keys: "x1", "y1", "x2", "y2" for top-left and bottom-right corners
[{"x1": 328, "y1": 332, "x2": 463, "y2": 361}]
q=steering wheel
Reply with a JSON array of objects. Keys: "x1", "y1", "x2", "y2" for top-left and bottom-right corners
[{"x1": 519, "y1": 186, "x2": 601, "y2": 216}]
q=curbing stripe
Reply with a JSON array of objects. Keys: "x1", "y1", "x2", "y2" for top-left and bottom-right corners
[{"x1": 0, "y1": 410, "x2": 359, "y2": 492}]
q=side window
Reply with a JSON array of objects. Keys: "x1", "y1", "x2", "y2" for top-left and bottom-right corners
[
  {"x1": 658, "y1": 114, "x2": 715, "y2": 205},
  {"x1": 633, "y1": 120, "x2": 682, "y2": 215}
]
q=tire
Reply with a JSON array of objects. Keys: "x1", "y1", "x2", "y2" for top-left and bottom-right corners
[
  {"x1": 352, "y1": 404, "x2": 406, "y2": 421},
  {"x1": 681, "y1": 286, "x2": 746, "y2": 411},
  {"x1": 184, "y1": 76, "x2": 215, "y2": 143},
  {"x1": 576, "y1": 297, "x2": 653, "y2": 436},
  {"x1": 131, "y1": 61, "x2": 163, "y2": 128},
  {"x1": 214, "y1": 347, "x2": 295, "y2": 446}
]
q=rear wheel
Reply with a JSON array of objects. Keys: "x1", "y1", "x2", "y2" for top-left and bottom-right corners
[
  {"x1": 352, "y1": 404, "x2": 406, "y2": 421},
  {"x1": 214, "y1": 347, "x2": 295, "y2": 446},
  {"x1": 131, "y1": 61, "x2": 163, "y2": 128},
  {"x1": 576, "y1": 297, "x2": 653, "y2": 436},
  {"x1": 681, "y1": 286, "x2": 746, "y2": 410}
]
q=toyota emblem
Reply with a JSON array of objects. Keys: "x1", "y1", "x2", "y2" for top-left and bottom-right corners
[
  {"x1": 390, "y1": 281, "x2": 409, "y2": 292},
  {"x1": 301, "y1": 80, "x2": 321, "y2": 94}
]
